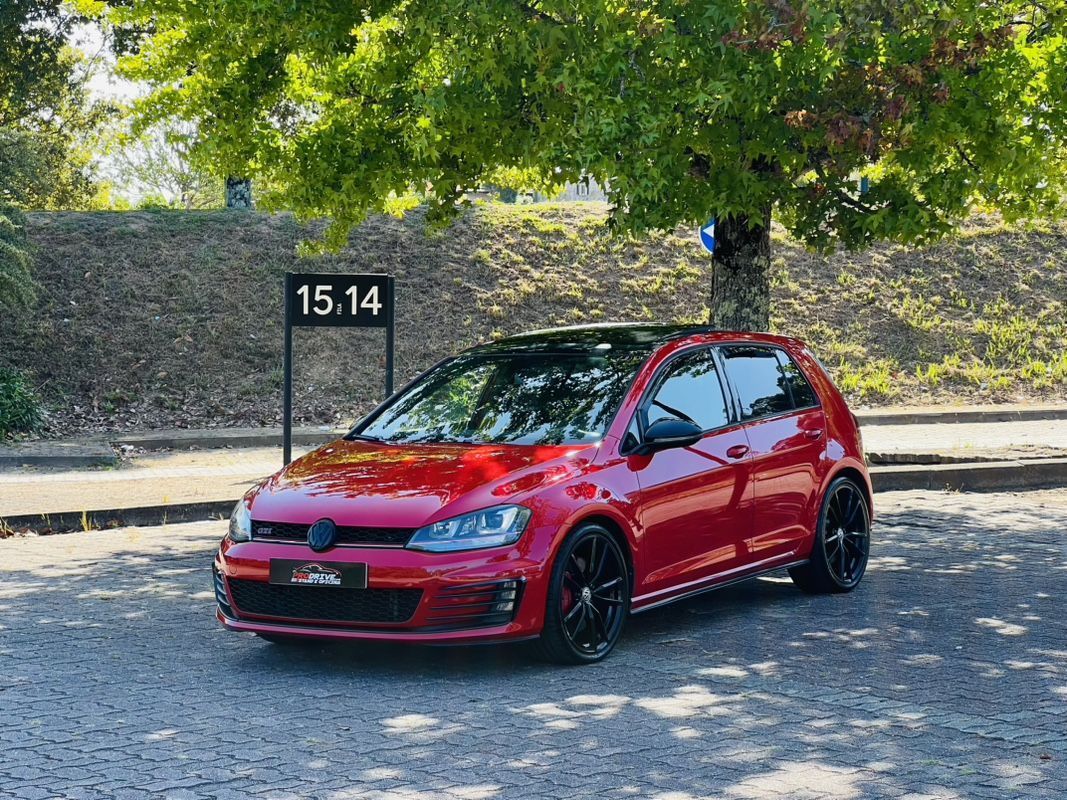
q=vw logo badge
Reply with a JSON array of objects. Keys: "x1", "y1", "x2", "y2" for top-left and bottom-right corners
[{"x1": 307, "y1": 519, "x2": 337, "y2": 552}]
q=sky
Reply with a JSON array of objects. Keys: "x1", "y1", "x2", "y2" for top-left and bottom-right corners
[
  {"x1": 70, "y1": 22, "x2": 157, "y2": 203},
  {"x1": 71, "y1": 22, "x2": 140, "y2": 102}
]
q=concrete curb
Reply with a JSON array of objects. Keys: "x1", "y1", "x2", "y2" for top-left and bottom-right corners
[
  {"x1": 0, "y1": 441, "x2": 117, "y2": 470},
  {"x1": 2, "y1": 500, "x2": 235, "y2": 535},
  {"x1": 4, "y1": 459, "x2": 1065, "y2": 536},
  {"x1": 866, "y1": 454, "x2": 1058, "y2": 467},
  {"x1": 106, "y1": 426, "x2": 344, "y2": 452},
  {"x1": 857, "y1": 406, "x2": 1067, "y2": 426},
  {"x1": 870, "y1": 458, "x2": 1067, "y2": 492},
  {"x1": 0, "y1": 427, "x2": 342, "y2": 471}
]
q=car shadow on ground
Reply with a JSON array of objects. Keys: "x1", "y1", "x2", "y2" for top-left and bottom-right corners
[{"x1": 232, "y1": 575, "x2": 806, "y2": 674}]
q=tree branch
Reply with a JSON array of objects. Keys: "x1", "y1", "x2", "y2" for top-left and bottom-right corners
[
  {"x1": 515, "y1": 1, "x2": 570, "y2": 27},
  {"x1": 954, "y1": 143, "x2": 980, "y2": 173}
]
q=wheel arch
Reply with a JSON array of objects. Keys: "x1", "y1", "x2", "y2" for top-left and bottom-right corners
[
  {"x1": 563, "y1": 513, "x2": 636, "y2": 596},
  {"x1": 826, "y1": 463, "x2": 874, "y2": 521}
]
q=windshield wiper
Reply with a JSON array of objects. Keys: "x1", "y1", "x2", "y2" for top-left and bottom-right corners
[{"x1": 345, "y1": 433, "x2": 387, "y2": 443}]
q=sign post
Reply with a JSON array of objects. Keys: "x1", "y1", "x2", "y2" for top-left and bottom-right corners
[
  {"x1": 282, "y1": 272, "x2": 395, "y2": 466},
  {"x1": 283, "y1": 273, "x2": 294, "y2": 465}
]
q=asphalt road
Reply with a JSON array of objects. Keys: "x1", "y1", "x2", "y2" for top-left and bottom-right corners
[{"x1": 2, "y1": 489, "x2": 1066, "y2": 799}]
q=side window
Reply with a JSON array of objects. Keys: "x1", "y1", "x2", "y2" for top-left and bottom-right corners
[
  {"x1": 777, "y1": 352, "x2": 818, "y2": 408},
  {"x1": 645, "y1": 350, "x2": 730, "y2": 431},
  {"x1": 721, "y1": 346, "x2": 792, "y2": 420}
]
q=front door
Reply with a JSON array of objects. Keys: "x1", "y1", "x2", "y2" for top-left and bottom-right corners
[{"x1": 627, "y1": 348, "x2": 753, "y2": 598}]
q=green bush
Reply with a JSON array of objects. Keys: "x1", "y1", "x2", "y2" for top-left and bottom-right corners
[
  {"x1": 0, "y1": 203, "x2": 35, "y2": 310},
  {"x1": 0, "y1": 367, "x2": 43, "y2": 438}
]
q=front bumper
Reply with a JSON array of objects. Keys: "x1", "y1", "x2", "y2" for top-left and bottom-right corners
[{"x1": 213, "y1": 538, "x2": 548, "y2": 644}]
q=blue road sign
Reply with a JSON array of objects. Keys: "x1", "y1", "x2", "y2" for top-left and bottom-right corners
[{"x1": 699, "y1": 218, "x2": 716, "y2": 255}]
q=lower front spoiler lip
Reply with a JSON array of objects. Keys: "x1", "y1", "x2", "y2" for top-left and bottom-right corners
[{"x1": 216, "y1": 607, "x2": 539, "y2": 645}]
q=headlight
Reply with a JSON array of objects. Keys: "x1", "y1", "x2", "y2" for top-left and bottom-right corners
[
  {"x1": 228, "y1": 498, "x2": 252, "y2": 542},
  {"x1": 406, "y1": 505, "x2": 532, "y2": 553}
]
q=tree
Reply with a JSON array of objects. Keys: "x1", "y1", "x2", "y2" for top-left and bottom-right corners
[
  {"x1": 0, "y1": 0, "x2": 107, "y2": 210},
  {"x1": 112, "y1": 0, "x2": 1067, "y2": 329},
  {"x1": 225, "y1": 177, "x2": 253, "y2": 209},
  {"x1": 114, "y1": 120, "x2": 222, "y2": 209}
]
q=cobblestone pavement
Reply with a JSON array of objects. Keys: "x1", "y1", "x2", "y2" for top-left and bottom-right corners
[{"x1": 2, "y1": 490, "x2": 1066, "y2": 799}]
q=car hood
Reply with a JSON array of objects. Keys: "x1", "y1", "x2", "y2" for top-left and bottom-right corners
[{"x1": 249, "y1": 438, "x2": 596, "y2": 528}]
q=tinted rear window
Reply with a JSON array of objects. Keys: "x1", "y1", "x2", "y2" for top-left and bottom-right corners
[
  {"x1": 777, "y1": 353, "x2": 818, "y2": 408},
  {"x1": 721, "y1": 346, "x2": 793, "y2": 420}
]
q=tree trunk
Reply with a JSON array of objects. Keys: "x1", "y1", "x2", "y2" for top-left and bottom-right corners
[
  {"x1": 709, "y1": 206, "x2": 772, "y2": 331},
  {"x1": 225, "y1": 177, "x2": 253, "y2": 209}
]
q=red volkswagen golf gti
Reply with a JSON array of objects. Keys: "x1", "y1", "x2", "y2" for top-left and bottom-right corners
[{"x1": 214, "y1": 324, "x2": 872, "y2": 663}]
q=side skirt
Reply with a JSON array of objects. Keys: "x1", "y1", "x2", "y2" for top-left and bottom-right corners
[{"x1": 630, "y1": 559, "x2": 809, "y2": 615}]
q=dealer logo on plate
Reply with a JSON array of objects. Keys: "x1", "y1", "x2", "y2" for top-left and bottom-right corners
[{"x1": 290, "y1": 563, "x2": 342, "y2": 586}]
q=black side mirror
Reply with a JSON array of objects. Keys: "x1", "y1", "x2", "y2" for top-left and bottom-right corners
[{"x1": 635, "y1": 417, "x2": 703, "y2": 455}]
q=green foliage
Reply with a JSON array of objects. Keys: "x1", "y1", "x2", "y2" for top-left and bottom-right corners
[
  {"x1": 1, "y1": 1, "x2": 108, "y2": 210},
  {"x1": 109, "y1": 0, "x2": 1067, "y2": 249},
  {"x1": 112, "y1": 120, "x2": 225, "y2": 209},
  {"x1": 133, "y1": 193, "x2": 173, "y2": 210},
  {"x1": 0, "y1": 367, "x2": 43, "y2": 438},
  {"x1": 0, "y1": 1, "x2": 75, "y2": 123},
  {"x1": 0, "y1": 125, "x2": 102, "y2": 211},
  {"x1": 0, "y1": 204, "x2": 35, "y2": 309}
]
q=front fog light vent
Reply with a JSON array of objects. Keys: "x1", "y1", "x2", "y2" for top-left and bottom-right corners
[
  {"x1": 426, "y1": 580, "x2": 526, "y2": 631},
  {"x1": 213, "y1": 566, "x2": 235, "y2": 618}
]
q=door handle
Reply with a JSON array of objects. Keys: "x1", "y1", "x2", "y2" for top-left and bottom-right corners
[
  {"x1": 805, "y1": 429, "x2": 824, "y2": 440},
  {"x1": 726, "y1": 444, "x2": 750, "y2": 459}
]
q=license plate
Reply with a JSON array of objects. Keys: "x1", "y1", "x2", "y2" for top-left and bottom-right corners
[{"x1": 269, "y1": 560, "x2": 368, "y2": 589}]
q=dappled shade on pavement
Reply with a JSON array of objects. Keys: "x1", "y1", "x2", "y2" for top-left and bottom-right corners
[{"x1": 1, "y1": 490, "x2": 1065, "y2": 797}]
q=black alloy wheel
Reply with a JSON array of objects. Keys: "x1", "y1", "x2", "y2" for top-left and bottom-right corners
[
  {"x1": 789, "y1": 477, "x2": 871, "y2": 594},
  {"x1": 539, "y1": 524, "x2": 630, "y2": 664}
]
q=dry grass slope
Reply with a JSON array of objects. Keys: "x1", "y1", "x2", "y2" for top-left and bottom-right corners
[{"x1": 2, "y1": 205, "x2": 1065, "y2": 437}]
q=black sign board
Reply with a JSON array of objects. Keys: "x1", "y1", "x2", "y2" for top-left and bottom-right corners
[
  {"x1": 282, "y1": 273, "x2": 396, "y2": 465},
  {"x1": 288, "y1": 273, "x2": 392, "y2": 328}
]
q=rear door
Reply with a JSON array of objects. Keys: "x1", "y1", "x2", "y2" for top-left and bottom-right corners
[
  {"x1": 627, "y1": 348, "x2": 753, "y2": 596},
  {"x1": 719, "y1": 345, "x2": 825, "y2": 561}
]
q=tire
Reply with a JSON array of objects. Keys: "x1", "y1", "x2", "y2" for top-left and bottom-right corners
[
  {"x1": 537, "y1": 523, "x2": 631, "y2": 665},
  {"x1": 789, "y1": 476, "x2": 871, "y2": 594}
]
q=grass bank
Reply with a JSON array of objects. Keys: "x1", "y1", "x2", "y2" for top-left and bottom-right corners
[{"x1": 2, "y1": 205, "x2": 1064, "y2": 437}]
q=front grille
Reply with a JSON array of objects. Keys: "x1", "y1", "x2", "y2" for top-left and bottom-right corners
[
  {"x1": 226, "y1": 578, "x2": 422, "y2": 624},
  {"x1": 424, "y1": 580, "x2": 523, "y2": 631},
  {"x1": 251, "y1": 520, "x2": 414, "y2": 547}
]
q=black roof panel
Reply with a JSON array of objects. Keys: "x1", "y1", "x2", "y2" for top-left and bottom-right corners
[{"x1": 471, "y1": 323, "x2": 717, "y2": 354}]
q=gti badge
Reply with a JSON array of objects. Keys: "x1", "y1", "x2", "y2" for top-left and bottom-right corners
[{"x1": 307, "y1": 519, "x2": 337, "y2": 552}]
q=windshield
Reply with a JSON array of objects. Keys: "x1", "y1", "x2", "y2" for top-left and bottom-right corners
[{"x1": 355, "y1": 351, "x2": 645, "y2": 446}]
